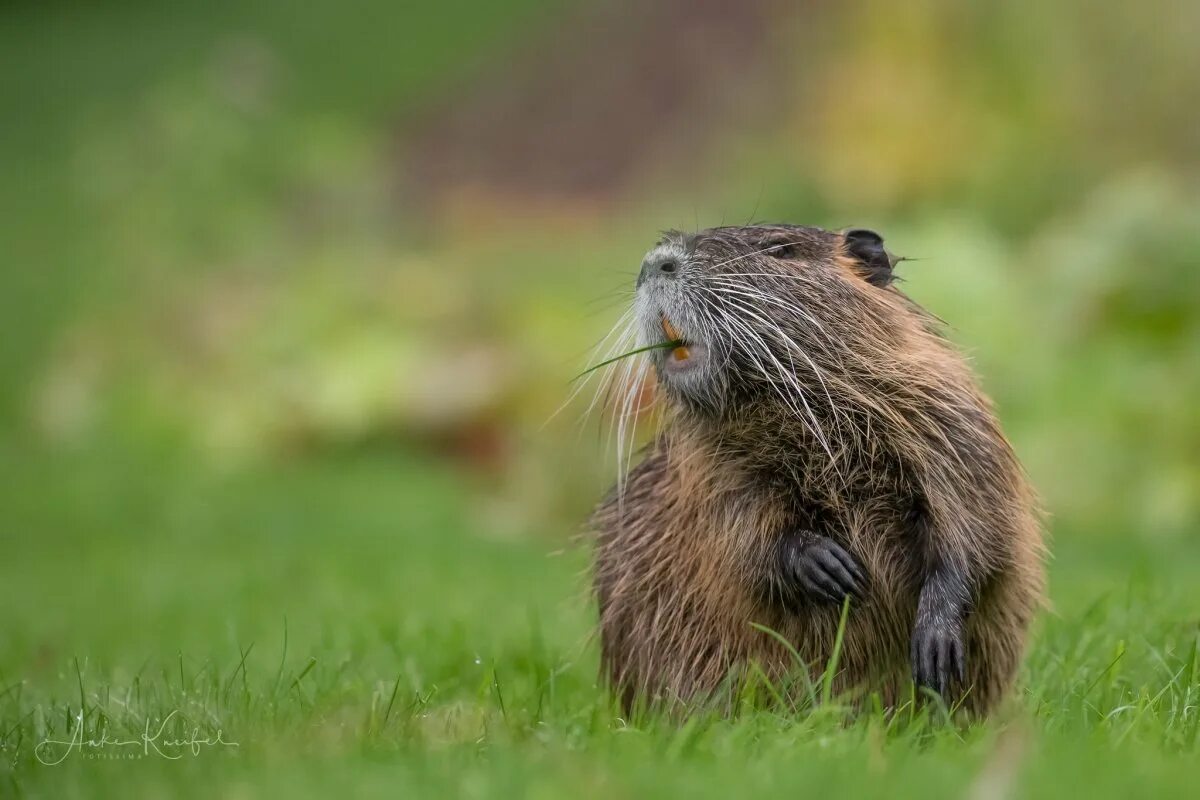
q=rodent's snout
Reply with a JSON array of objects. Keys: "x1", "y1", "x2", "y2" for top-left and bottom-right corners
[{"x1": 636, "y1": 252, "x2": 679, "y2": 287}]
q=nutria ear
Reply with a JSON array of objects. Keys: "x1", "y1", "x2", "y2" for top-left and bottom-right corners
[{"x1": 843, "y1": 228, "x2": 895, "y2": 287}]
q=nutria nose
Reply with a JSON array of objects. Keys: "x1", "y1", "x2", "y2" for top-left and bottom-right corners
[{"x1": 637, "y1": 255, "x2": 678, "y2": 287}]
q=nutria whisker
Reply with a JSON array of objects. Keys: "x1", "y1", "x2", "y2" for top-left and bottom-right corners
[
  {"x1": 709, "y1": 241, "x2": 804, "y2": 271},
  {"x1": 548, "y1": 307, "x2": 638, "y2": 436},
  {"x1": 700, "y1": 288, "x2": 847, "y2": 464}
]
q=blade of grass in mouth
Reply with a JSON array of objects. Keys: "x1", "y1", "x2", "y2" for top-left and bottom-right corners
[{"x1": 573, "y1": 340, "x2": 683, "y2": 381}]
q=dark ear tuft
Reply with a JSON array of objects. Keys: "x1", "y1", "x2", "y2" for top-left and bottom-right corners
[{"x1": 844, "y1": 228, "x2": 895, "y2": 287}]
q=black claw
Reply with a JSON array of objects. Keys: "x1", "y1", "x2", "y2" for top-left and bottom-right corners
[
  {"x1": 799, "y1": 569, "x2": 839, "y2": 604},
  {"x1": 809, "y1": 586, "x2": 840, "y2": 605},
  {"x1": 911, "y1": 621, "x2": 966, "y2": 700},
  {"x1": 778, "y1": 534, "x2": 869, "y2": 608},
  {"x1": 817, "y1": 551, "x2": 862, "y2": 598},
  {"x1": 808, "y1": 563, "x2": 844, "y2": 597},
  {"x1": 832, "y1": 545, "x2": 868, "y2": 588},
  {"x1": 938, "y1": 642, "x2": 950, "y2": 697},
  {"x1": 922, "y1": 638, "x2": 936, "y2": 694}
]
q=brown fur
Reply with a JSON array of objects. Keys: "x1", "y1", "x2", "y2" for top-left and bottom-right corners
[{"x1": 590, "y1": 225, "x2": 1045, "y2": 717}]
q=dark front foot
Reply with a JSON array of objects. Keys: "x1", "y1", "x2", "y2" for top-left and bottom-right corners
[
  {"x1": 776, "y1": 532, "x2": 867, "y2": 607},
  {"x1": 910, "y1": 615, "x2": 966, "y2": 700},
  {"x1": 910, "y1": 557, "x2": 972, "y2": 702}
]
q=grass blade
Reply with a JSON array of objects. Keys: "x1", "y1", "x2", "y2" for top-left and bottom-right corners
[
  {"x1": 821, "y1": 598, "x2": 851, "y2": 705},
  {"x1": 573, "y1": 340, "x2": 682, "y2": 381}
]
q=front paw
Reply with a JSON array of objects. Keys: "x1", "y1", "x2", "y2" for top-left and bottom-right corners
[
  {"x1": 778, "y1": 533, "x2": 867, "y2": 606},
  {"x1": 910, "y1": 619, "x2": 966, "y2": 699}
]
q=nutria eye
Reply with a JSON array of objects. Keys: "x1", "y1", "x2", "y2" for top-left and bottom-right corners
[
  {"x1": 659, "y1": 260, "x2": 676, "y2": 273},
  {"x1": 763, "y1": 235, "x2": 801, "y2": 260}
]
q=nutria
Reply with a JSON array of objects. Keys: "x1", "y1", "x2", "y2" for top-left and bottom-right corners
[{"x1": 589, "y1": 224, "x2": 1045, "y2": 716}]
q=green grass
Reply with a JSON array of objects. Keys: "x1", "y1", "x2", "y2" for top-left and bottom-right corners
[{"x1": 2, "y1": 445, "x2": 1199, "y2": 798}]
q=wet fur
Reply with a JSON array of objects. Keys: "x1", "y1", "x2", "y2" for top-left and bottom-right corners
[{"x1": 590, "y1": 225, "x2": 1045, "y2": 716}]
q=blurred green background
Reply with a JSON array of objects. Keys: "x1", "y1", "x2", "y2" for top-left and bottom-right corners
[{"x1": 2, "y1": 0, "x2": 1199, "y2": 796}]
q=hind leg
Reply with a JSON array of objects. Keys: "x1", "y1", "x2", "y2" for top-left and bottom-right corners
[{"x1": 959, "y1": 574, "x2": 1039, "y2": 716}]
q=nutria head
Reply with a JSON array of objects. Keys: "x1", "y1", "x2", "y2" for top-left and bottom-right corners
[{"x1": 633, "y1": 225, "x2": 903, "y2": 419}]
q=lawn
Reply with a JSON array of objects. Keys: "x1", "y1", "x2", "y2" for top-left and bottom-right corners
[{"x1": 2, "y1": 444, "x2": 1200, "y2": 798}]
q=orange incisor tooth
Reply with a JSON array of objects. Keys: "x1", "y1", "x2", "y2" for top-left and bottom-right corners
[{"x1": 662, "y1": 316, "x2": 687, "y2": 360}]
